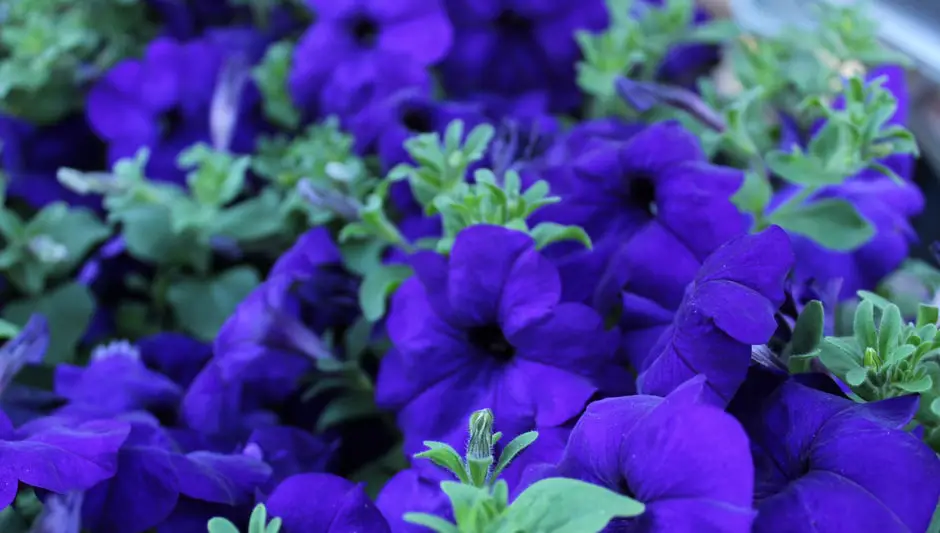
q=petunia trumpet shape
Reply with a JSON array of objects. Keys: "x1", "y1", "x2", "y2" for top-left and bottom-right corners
[
  {"x1": 731, "y1": 371, "x2": 940, "y2": 533},
  {"x1": 376, "y1": 224, "x2": 625, "y2": 458}
]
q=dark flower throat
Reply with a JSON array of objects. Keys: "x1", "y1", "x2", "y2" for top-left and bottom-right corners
[{"x1": 468, "y1": 325, "x2": 515, "y2": 362}]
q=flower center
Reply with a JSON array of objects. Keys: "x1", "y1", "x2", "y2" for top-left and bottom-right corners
[
  {"x1": 495, "y1": 9, "x2": 533, "y2": 33},
  {"x1": 626, "y1": 175, "x2": 657, "y2": 217},
  {"x1": 468, "y1": 325, "x2": 515, "y2": 362},
  {"x1": 401, "y1": 105, "x2": 434, "y2": 134},
  {"x1": 350, "y1": 14, "x2": 379, "y2": 47}
]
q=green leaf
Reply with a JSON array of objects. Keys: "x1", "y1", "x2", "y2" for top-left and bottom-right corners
[
  {"x1": 499, "y1": 478, "x2": 645, "y2": 533},
  {"x1": 213, "y1": 190, "x2": 284, "y2": 242},
  {"x1": 765, "y1": 151, "x2": 847, "y2": 186},
  {"x1": 41, "y1": 206, "x2": 110, "y2": 270},
  {"x1": 877, "y1": 304, "x2": 903, "y2": 360},
  {"x1": 415, "y1": 442, "x2": 470, "y2": 484},
  {"x1": 441, "y1": 481, "x2": 495, "y2": 531},
  {"x1": 403, "y1": 513, "x2": 460, "y2": 533},
  {"x1": 0, "y1": 319, "x2": 20, "y2": 340},
  {"x1": 530, "y1": 223, "x2": 592, "y2": 250},
  {"x1": 857, "y1": 290, "x2": 895, "y2": 310},
  {"x1": 120, "y1": 204, "x2": 192, "y2": 264},
  {"x1": 887, "y1": 344, "x2": 916, "y2": 366},
  {"x1": 918, "y1": 305, "x2": 939, "y2": 328},
  {"x1": 492, "y1": 431, "x2": 539, "y2": 480},
  {"x1": 730, "y1": 170, "x2": 772, "y2": 215},
  {"x1": 166, "y1": 266, "x2": 260, "y2": 340},
  {"x1": 682, "y1": 19, "x2": 740, "y2": 43},
  {"x1": 854, "y1": 300, "x2": 877, "y2": 351},
  {"x1": 251, "y1": 40, "x2": 301, "y2": 130},
  {"x1": 769, "y1": 198, "x2": 874, "y2": 252},
  {"x1": 896, "y1": 374, "x2": 933, "y2": 393},
  {"x1": 207, "y1": 517, "x2": 241, "y2": 533},
  {"x1": 846, "y1": 367, "x2": 868, "y2": 387},
  {"x1": 315, "y1": 393, "x2": 377, "y2": 432},
  {"x1": 3, "y1": 282, "x2": 94, "y2": 364},
  {"x1": 816, "y1": 337, "x2": 863, "y2": 377},
  {"x1": 358, "y1": 264, "x2": 413, "y2": 322},
  {"x1": 790, "y1": 300, "x2": 825, "y2": 356}
]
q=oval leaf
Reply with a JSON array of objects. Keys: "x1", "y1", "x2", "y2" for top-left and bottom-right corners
[
  {"x1": 769, "y1": 198, "x2": 874, "y2": 252},
  {"x1": 499, "y1": 478, "x2": 645, "y2": 533}
]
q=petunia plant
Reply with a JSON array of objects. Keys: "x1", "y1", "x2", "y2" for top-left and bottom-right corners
[
  {"x1": 405, "y1": 409, "x2": 645, "y2": 533},
  {"x1": 0, "y1": 0, "x2": 155, "y2": 124},
  {"x1": 809, "y1": 294, "x2": 940, "y2": 450}
]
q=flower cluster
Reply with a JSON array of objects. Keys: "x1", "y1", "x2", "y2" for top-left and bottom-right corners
[{"x1": 1, "y1": 0, "x2": 939, "y2": 532}]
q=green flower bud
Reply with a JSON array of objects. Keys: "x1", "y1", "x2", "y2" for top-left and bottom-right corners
[
  {"x1": 467, "y1": 409, "x2": 495, "y2": 461},
  {"x1": 863, "y1": 346, "x2": 882, "y2": 370}
]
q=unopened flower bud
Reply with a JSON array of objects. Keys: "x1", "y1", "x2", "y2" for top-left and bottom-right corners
[
  {"x1": 467, "y1": 408, "x2": 495, "y2": 461},
  {"x1": 863, "y1": 346, "x2": 882, "y2": 370}
]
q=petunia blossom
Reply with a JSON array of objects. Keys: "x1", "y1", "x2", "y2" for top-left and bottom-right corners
[
  {"x1": 265, "y1": 473, "x2": 391, "y2": 532},
  {"x1": 636, "y1": 227, "x2": 794, "y2": 406},
  {"x1": 289, "y1": 0, "x2": 452, "y2": 117},
  {"x1": 730, "y1": 370, "x2": 940, "y2": 533},
  {"x1": 521, "y1": 376, "x2": 755, "y2": 532},
  {"x1": 0, "y1": 409, "x2": 130, "y2": 509},
  {"x1": 86, "y1": 31, "x2": 266, "y2": 183},
  {"x1": 439, "y1": 0, "x2": 607, "y2": 111},
  {"x1": 376, "y1": 224, "x2": 626, "y2": 458},
  {"x1": 535, "y1": 120, "x2": 746, "y2": 305}
]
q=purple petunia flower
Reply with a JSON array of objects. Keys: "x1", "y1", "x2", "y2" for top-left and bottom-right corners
[
  {"x1": 349, "y1": 89, "x2": 485, "y2": 170},
  {"x1": 54, "y1": 341, "x2": 182, "y2": 420},
  {"x1": 635, "y1": 227, "x2": 794, "y2": 405},
  {"x1": 289, "y1": 0, "x2": 452, "y2": 118},
  {"x1": 0, "y1": 409, "x2": 130, "y2": 509},
  {"x1": 377, "y1": 462, "x2": 453, "y2": 533},
  {"x1": 265, "y1": 473, "x2": 391, "y2": 532},
  {"x1": 439, "y1": 0, "x2": 607, "y2": 111},
  {"x1": 376, "y1": 224, "x2": 626, "y2": 458},
  {"x1": 521, "y1": 376, "x2": 756, "y2": 532},
  {"x1": 74, "y1": 414, "x2": 270, "y2": 533},
  {"x1": 86, "y1": 30, "x2": 266, "y2": 183},
  {"x1": 181, "y1": 228, "x2": 356, "y2": 440},
  {"x1": 730, "y1": 371, "x2": 940, "y2": 532},
  {"x1": 0, "y1": 114, "x2": 106, "y2": 209},
  {"x1": 536, "y1": 120, "x2": 746, "y2": 306}
]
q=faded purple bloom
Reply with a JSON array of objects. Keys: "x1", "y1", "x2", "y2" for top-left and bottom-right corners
[
  {"x1": 522, "y1": 376, "x2": 755, "y2": 532},
  {"x1": 86, "y1": 31, "x2": 266, "y2": 183},
  {"x1": 0, "y1": 315, "x2": 48, "y2": 395},
  {"x1": 181, "y1": 228, "x2": 356, "y2": 440}
]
